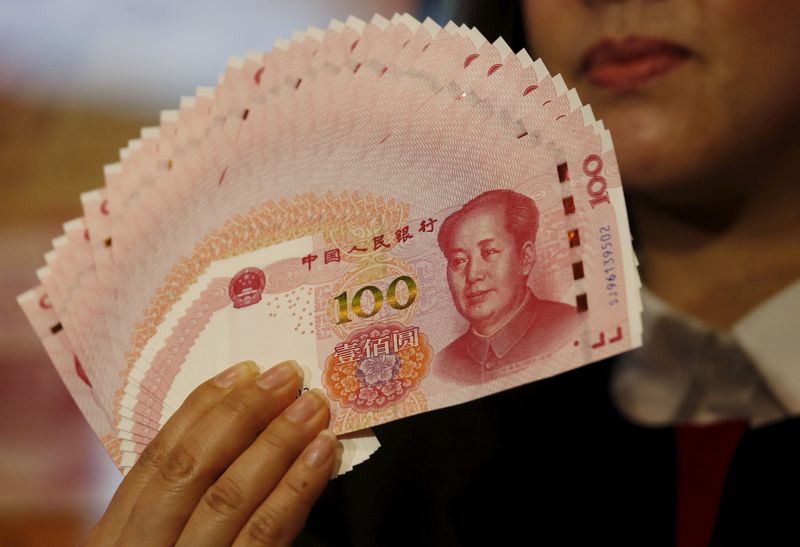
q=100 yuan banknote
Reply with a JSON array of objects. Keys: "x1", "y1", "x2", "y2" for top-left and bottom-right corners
[{"x1": 120, "y1": 161, "x2": 640, "y2": 436}]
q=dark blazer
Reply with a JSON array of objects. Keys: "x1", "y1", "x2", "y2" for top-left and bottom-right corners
[{"x1": 298, "y1": 360, "x2": 800, "y2": 546}]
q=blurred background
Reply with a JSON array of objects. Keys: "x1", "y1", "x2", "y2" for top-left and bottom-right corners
[{"x1": 0, "y1": 1, "x2": 452, "y2": 544}]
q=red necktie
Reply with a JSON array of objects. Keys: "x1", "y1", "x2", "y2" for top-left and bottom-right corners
[{"x1": 676, "y1": 419, "x2": 748, "y2": 547}]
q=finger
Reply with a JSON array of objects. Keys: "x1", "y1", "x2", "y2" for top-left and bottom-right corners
[
  {"x1": 86, "y1": 360, "x2": 259, "y2": 545},
  {"x1": 114, "y1": 360, "x2": 302, "y2": 547},
  {"x1": 233, "y1": 429, "x2": 337, "y2": 547},
  {"x1": 175, "y1": 389, "x2": 330, "y2": 547}
]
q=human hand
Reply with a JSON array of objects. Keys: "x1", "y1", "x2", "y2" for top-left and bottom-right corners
[{"x1": 85, "y1": 360, "x2": 336, "y2": 546}]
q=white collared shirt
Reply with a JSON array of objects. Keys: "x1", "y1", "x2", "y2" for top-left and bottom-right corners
[{"x1": 610, "y1": 281, "x2": 800, "y2": 428}]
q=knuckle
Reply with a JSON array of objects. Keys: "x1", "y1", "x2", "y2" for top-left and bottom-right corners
[
  {"x1": 202, "y1": 475, "x2": 245, "y2": 517},
  {"x1": 254, "y1": 429, "x2": 294, "y2": 461},
  {"x1": 283, "y1": 469, "x2": 315, "y2": 504},
  {"x1": 137, "y1": 438, "x2": 167, "y2": 471},
  {"x1": 246, "y1": 506, "x2": 285, "y2": 545},
  {"x1": 184, "y1": 381, "x2": 218, "y2": 409},
  {"x1": 219, "y1": 390, "x2": 257, "y2": 419},
  {"x1": 159, "y1": 442, "x2": 199, "y2": 486}
]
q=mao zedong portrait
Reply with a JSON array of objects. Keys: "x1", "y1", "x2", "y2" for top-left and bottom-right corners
[{"x1": 435, "y1": 189, "x2": 581, "y2": 385}]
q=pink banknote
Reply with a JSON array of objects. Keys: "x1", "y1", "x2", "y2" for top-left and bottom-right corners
[
  {"x1": 18, "y1": 13, "x2": 641, "y2": 474},
  {"x1": 124, "y1": 167, "x2": 639, "y2": 435}
]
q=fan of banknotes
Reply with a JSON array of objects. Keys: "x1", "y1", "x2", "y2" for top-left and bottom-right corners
[{"x1": 18, "y1": 13, "x2": 642, "y2": 476}]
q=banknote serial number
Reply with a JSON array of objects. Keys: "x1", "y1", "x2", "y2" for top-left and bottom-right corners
[
  {"x1": 332, "y1": 275, "x2": 418, "y2": 324},
  {"x1": 599, "y1": 225, "x2": 620, "y2": 306}
]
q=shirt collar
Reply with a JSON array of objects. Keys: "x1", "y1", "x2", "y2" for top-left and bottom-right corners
[
  {"x1": 465, "y1": 290, "x2": 539, "y2": 365},
  {"x1": 612, "y1": 279, "x2": 800, "y2": 428},
  {"x1": 732, "y1": 280, "x2": 800, "y2": 414}
]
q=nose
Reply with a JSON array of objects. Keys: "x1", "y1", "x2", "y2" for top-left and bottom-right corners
[{"x1": 465, "y1": 259, "x2": 486, "y2": 285}]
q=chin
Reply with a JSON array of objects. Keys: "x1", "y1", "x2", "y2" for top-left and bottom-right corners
[
  {"x1": 462, "y1": 305, "x2": 494, "y2": 327},
  {"x1": 601, "y1": 104, "x2": 727, "y2": 195},
  {"x1": 463, "y1": 309, "x2": 489, "y2": 326}
]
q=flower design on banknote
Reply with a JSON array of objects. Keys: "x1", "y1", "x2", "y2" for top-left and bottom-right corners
[
  {"x1": 323, "y1": 321, "x2": 432, "y2": 413},
  {"x1": 379, "y1": 379, "x2": 403, "y2": 397},
  {"x1": 357, "y1": 353, "x2": 401, "y2": 386},
  {"x1": 358, "y1": 386, "x2": 380, "y2": 405}
]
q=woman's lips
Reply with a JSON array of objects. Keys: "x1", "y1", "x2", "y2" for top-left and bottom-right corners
[{"x1": 582, "y1": 36, "x2": 692, "y2": 91}]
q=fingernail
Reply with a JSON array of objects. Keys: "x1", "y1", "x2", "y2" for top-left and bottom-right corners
[
  {"x1": 286, "y1": 389, "x2": 326, "y2": 423},
  {"x1": 303, "y1": 430, "x2": 337, "y2": 468},
  {"x1": 255, "y1": 360, "x2": 301, "y2": 390},
  {"x1": 213, "y1": 361, "x2": 259, "y2": 388}
]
